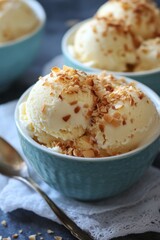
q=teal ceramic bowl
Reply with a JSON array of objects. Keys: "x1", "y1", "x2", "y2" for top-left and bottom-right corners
[
  {"x1": 62, "y1": 20, "x2": 160, "y2": 96},
  {"x1": 0, "y1": 0, "x2": 46, "y2": 91},
  {"x1": 15, "y1": 78, "x2": 160, "y2": 201}
]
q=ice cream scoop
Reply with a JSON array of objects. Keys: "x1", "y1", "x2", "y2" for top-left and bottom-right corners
[
  {"x1": 20, "y1": 66, "x2": 94, "y2": 144},
  {"x1": 0, "y1": 0, "x2": 40, "y2": 43},
  {"x1": 135, "y1": 37, "x2": 160, "y2": 71},
  {"x1": 90, "y1": 73, "x2": 159, "y2": 156},
  {"x1": 73, "y1": 18, "x2": 137, "y2": 72},
  {"x1": 20, "y1": 66, "x2": 160, "y2": 158},
  {"x1": 96, "y1": 0, "x2": 160, "y2": 41}
]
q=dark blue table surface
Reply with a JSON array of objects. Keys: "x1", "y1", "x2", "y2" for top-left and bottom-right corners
[{"x1": 0, "y1": 1, "x2": 160, "y2": 239}]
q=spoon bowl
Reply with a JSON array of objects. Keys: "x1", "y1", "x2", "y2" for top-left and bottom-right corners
[
  {"x1": 0, "y1": 138, "x2": 26, "y2": 177},
  {"x1": 0, "y1": 137, "x2": 93, "y2": 240}
]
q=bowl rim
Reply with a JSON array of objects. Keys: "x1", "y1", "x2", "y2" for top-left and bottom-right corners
[
  {"x1": 15, "y1": 74, "x2": 160, "y2": 163},
  {"x1": 0, "y1": 0, "x2": 46, "y2": 48},
  {"x1": 62, "y1": 18, "x2": 160, "y2": 76}
]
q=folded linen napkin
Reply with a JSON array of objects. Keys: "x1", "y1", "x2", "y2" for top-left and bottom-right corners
[{"x1": 0, "y1": 99, "x2": 160, "y2": 240}]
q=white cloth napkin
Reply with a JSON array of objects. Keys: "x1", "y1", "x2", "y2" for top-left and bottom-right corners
[{"x1": 0, "y1": 90, "x2": 160, "y2": 239}]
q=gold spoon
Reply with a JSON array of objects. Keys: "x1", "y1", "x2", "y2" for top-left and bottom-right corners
[{"x1": 0, "y1": 137, "x2": 93, "y2": 240}]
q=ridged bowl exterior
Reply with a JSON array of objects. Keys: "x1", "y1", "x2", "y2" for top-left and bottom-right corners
[{"x1": 17, "y1": 129, "x2": 160, "y2": 201}]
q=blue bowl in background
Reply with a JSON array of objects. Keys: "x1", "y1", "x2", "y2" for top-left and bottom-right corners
[
  {"x1": 62, "y1": 20, "x2": 160, "y2": 96},
  {"x1": 15, "y1": 77, "x2": 160, "y2": 201},
  {"x1": 0, "y1": 0, "x2": 46, "y2": 91}
]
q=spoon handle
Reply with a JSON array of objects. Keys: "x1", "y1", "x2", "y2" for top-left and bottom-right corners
[{"x1": 14, "y1": 176, "x2": 93, "y2": 240}]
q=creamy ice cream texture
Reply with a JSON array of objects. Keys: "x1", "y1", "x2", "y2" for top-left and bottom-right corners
[
  {"x1": 97, "y1": 0, "x2": 160, "y2": 41},
  {"x1": 20, "y1": 66, "x2": 159, "y2": 158},
  {"x1": 73, "y1": 18, "x2": 137, "y2": 72},
  {"x1": 69, "y1": 0, "x2": 160, "y2": 72},
  {"x1": 135, "y1": 37, "x2": 160, "y2": 71},
  {"x1": 0, "y1": 0, "x2": 40, "y2": 43}
]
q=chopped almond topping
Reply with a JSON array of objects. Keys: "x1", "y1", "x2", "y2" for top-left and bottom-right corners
[
  {"x1": 59, "y1": 94, "x2": 63, "y2": 100},
  {"x1": 83, "y1": 103, "x2": 89, "y2": 108},
  {"x1": 111, "y1": 118, "x2": 121, "y2": 127},
  {"x1": 157, "y1": 52, "x2": 160, "y2": 58},
  {"x1": 63, "y1": 115, "x2": 71, "y2": 122},
  {"x1": 70, "y1": 100, "x2": 78, "y2": 105},
  {"x1": 47, "y1": 229, "x2": 54, "y2": 234},
  {"x1": 29, "y1": 235, "x2": 36, "y2": 240},
  {"x1": 92, "y1": 25, "x2": 97, "y2": 33},
  {"x1": 41, "y1": 104, "x2": 46, "y2": 114},
  {"x1": 52, "y1": 66, "x2": 60, "y2": 72},
  {"x1": 1, "y1": 220, "x2": 7, "y2": 227},
  {"x1": 113, "y1": 112, "x2": 121, "y2": 119},
  {"x1": 82, "y1": 149, "x2": 95, "y2": 158},
  {"x1": 74, "y1": 106, "x2": 80, "y2": 113},
  {"x1": 99, "y1": 124, "x2": 105, "y2": 132},
  {"x1": 54, "y1": 237, "x2": 62, "y2": 240},
  {"x1": 104, "y1": 114, "x2": 112, "y2": 123},
  {"x1": 12, "y1": 234, "x2": 19, "y2": 239},
  {"x1": 142, "y1": 48, "x2": 148, "y2": 54}
]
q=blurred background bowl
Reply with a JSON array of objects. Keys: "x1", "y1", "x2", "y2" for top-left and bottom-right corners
[
  {"x1": 15, "y1": 77, "x2": 160, "y2": 201},
  {"x1": 0, "y1": 0, "x2": 46, "y2": 91},
  {"x1": 62, "y1": 20, "x2": 160, "y2": 96}
]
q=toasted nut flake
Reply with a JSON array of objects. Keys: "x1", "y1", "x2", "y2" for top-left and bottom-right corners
[
  {"x1": 113, "y1": 112, "x2": 121, "y2": 119},
  {"x1": 86, "y1": 78, "x2": 94, "y2": 86},
  {"x1": 74, "y1": 106, "x2": 80, "y2": 113},
  {"x1": 41, "y1": 105, "x2": 46, "y2": 114},
  {"x1": 70, "y1": 100, "x2": 77, "y2": 105},
  {"x1": 28, "y1": 235, "x2": 36, "y2": 240},
  {"x1": 54, "y1": 237, "x2": 62, "y2": 240},
  {"x1": 47, "y1": 229, "x2": 54, "y2": 234},
  {"x1": 114, "y1": 101, "x2": 124, "y2": 109},
  {"x1": 12, "y1": 234, "x2": 18, "y2": 239},
  {"x1": 104, "y1": 114, "x2": 112, "y2": 123},
  {"x1": 82, "y1": 150, "x2": 95, "y2": 158},
  {"x1": 138, "y1": 92, "x2": 144, "y2": 99},
  {"x1": 42, "y1": 81, "x2": 52, "y2": 87},
  {"x1": 2, "y1": 238, "x2": 11, "y2": 240},
  {"x1": 73, "y1": 149, "x2": 81, "y2": 157},
  {"x1": 68, "y1": 85, "x2": 79, "y2": 93},
  {"x1": 58, "y1": 94, "x2": 63, "y2": 100},
  {"x1": 99, "y1": 124, "x2": 104, "y2": 132},
  {"x1": 62, "y1": 115, "x2": 71, "y2": 122},
  {"x1": 52, "y1": 67, "x2": 60, "y2": 72},
  {"x1": 1, "y1": 220, "x2": 7, "y2": 227},
  {"x1": 111, "y1": 118, "x2": 121, "y2": 127},
  {"x1": 142, "y1": 48, "x2": 148, "y2": 54},
  {"x1": 83, "y1": 103, "x2": 89, "y2": 108}
]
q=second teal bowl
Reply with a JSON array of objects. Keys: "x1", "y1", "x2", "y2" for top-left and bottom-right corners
[{"x1": 62, "y1": 20, "x2": 160, "y2": 96}]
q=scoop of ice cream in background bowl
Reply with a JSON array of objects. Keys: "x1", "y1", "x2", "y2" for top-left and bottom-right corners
[
  {"x1": 61, "y1": 0, "x2": 160, "y2": 95},
  {"x1": 15, "y1": 66, "x2": 160, "y2": 201},
  {"x1": 0, "y1": 0, "x2": 46, "y2": 91}
]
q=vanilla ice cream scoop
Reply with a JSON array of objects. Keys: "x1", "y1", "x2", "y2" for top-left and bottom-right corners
[
  {"x1": 96, "y1": 0, "x2": 160, "y2": 41},
  {"x1": 23, "y1": 66, "x2": 94, "y2": 142},
  {"x1": 73, "y1": 17, "x2": 137, "y2": 72},
  {"x1": 90, "y1": 74, "x2": 159, "y2": 156},
  {"x1": 134, "y1": 37, "x2": 160, "y2": 71},
  {"x1": 0, "y1": 0, "x2": 40, "y2": 43},
  {"x1": 20, "y1": 67, "x2": 159, "y2": 158}
]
